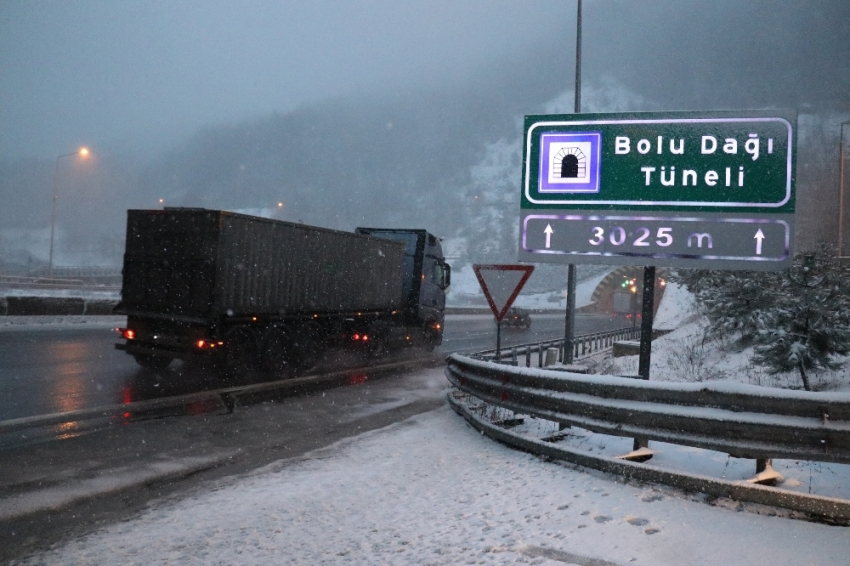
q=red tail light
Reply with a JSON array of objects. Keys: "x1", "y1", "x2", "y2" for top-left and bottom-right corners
[{"x1": 119, "y1": 328, "x2": 135, "y2": 340}]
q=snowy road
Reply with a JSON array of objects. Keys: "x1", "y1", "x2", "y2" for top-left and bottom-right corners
[
  {"x1": 0, "y1": 313, "x2": 622, "y2": 422},
  {"x1": 0, "y1": 364, "x2": 448, "y2": 561},
  {"x1": 7, "y1": 370, "x2": 848, "y2": 565}
]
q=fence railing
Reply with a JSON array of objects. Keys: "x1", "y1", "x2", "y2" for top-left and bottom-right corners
[
  {"x1": 474, "y1": 326, "x2": 640, "y2": 366},
  {"x1": 0, "y1": 275, "x2": 121, "y2": 291},
  {"x1": 445, "y1": 353, "x2": 850, "y2": 465}
]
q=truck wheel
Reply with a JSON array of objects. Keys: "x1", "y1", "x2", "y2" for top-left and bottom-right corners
[
  {"x1": 291, "y1": 322, "x2": 322, "y2": 370},
  {"x1": 367, "y1": 322, "x2": 390, "y2": 358},
  {"x1": 224, "y1": 327, "x2": 258, "y2": 376},
  {"x1": 133, "y1": 354, "x2": 173, "y2": 371},
  {"x1": 421, "y1": 330, "x2": 439, "y2": 352},
  {"x1": 261, "y1": 326, "x2": 292, "y2": 373}
]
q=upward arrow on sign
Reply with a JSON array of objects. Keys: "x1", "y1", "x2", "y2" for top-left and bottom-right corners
[{"x1": 473, "y1": 264, "x2": 535, "y2": 322}]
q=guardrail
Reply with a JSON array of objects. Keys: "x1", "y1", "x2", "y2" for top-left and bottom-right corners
[
  {"x1": 475, "y1": 326, "x2": 640, "y2": 365},
  {"x1": 446, "y1": 354, "x2": 850, "y2": 464},
  {"x1": 0, "y1": 275, "x2": 121, "y2": 292},
  {"x1": 445, "y1": 353, "x2": 850, "y2": 519}
]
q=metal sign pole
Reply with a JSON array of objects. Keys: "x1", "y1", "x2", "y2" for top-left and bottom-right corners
[
  {"x1": 630, "y1": 265, "x2": 656, "y2": 452},
  {"x1": 840, "y1": 130, "x2": 845, "y2": 257},
  {"x1": 564, "y1": 0, "x2": 582, "y2": 365},
  {"x1": 638, "y1": 266, "x2": 655, "y2": 381},
  {"x1": 473, "y1": 264, "x2": 534, "y2": 363}
]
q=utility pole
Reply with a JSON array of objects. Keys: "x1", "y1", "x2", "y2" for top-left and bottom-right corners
[
  {"x1": 839, "y1": 121, "x2": 849, "y2": 259},
  {"x1": 564, "y1": 0, "x2": 582, "y2": 364}
]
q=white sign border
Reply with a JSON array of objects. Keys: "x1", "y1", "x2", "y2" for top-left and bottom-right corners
[{"x1": 524, "y1": 117, "x2": 793, "y2": 208}]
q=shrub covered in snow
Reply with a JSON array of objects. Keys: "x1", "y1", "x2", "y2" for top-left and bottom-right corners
[{"x1": 676, "y1": 244, "x2": 850, "y2": 391}]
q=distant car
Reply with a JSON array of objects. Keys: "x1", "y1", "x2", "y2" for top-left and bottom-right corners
[{"x1": 502, "y1": 307, "x2": 531, "y2": 329}]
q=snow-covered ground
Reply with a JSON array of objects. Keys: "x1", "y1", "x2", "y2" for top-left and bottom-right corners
[
  {"x1": 0, "y1": 314, "x2": 125, "y2": 332},
  {"x1": 11, "y1": 398, "x2": 849, "y2": 566},
  {"x1": 7, "y1": 277, "x2": 850, "y2": 565},
  {"x1": 0, "y1": 287, "x2": 120, "y2": 300},
  {"x1": 606, "y1": 281, "x2": 850, "y2": 392}
]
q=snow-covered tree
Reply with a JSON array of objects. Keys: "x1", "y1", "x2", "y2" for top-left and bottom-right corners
[
  {"x1": 674, "y1": 269, "x2": 776, "y2": 348},
  {"x1": 751, "y1": 245, "x2": 850, "y2": 390},
  {"x1": 676, "y1": 244, "x2": 850, "y2": 390}
]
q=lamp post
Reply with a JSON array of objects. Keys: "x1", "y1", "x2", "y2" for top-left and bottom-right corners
[
  {"x1": 48, "y1": 147, "x2": 90, "y2": 278},
  {"x1": 563, "y1": 0, "x2": 582, "y2": 364},
  {"x1": 840, "y1": 121, "x2": 849, "y2": 259}
]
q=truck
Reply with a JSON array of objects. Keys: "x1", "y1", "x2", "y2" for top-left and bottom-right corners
[
  {"x1": 612, "y1": 290, "x2": 637, "y2": 322},
  {"x1": 114, "y1": 208, "x2": 451, "y2": 374}
]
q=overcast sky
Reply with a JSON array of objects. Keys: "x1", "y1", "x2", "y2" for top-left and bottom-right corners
[
  {"x1": 0, "y1": 0, "x2": 570, "y2": 161},
  {"x1": 3, "y1": 1, "x2": 848, "y2": 163}
]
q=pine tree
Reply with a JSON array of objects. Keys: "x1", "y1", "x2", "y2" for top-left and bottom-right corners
[
  {"x1": 751, "y1": 245, "x2": 850, "y2": 390},
  {"x1": 677, "y1": 244, "x2": 850, "y2": 390},
  {"x1": 675, "y1": 269, "x2": 777, "y2": 348}
]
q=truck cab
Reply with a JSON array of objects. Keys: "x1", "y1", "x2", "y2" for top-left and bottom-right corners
[{"x1": 355, "y1": 228, "x2": 451, "y2": 347}]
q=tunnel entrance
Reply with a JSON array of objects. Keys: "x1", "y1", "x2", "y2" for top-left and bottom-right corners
[{"x1": 561, "y1": 154, "x2": 579, "y2": 178}]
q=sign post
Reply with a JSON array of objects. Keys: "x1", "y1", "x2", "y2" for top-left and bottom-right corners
[
  {"x1": 518, "y1": 108, "x2": 796, "y2": 459},
  {"x1": 519, "y1": 110, "x2": 796, "y2": 269},
  {"x1": 519, "y1": 109, "x2": 797, "y2": 358},
  {"x1": 564, "y1": 0, "x2": 583, "y2": 366},
  {"x1": 473, "y1": 264, "x2": 534, "y2": 360}
]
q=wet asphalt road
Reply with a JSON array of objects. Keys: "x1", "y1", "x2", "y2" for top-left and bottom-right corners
[
  {"x1": 0, "y1": 313, "x2": 624, "y2": 422},
  {"x1": 0, "y1": 312, "x2": 625, "y2": 561}
]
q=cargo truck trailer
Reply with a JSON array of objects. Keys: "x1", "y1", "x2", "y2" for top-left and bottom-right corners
[{"x1": 114, "y1": 208, "x2": 450, "y2": 374}]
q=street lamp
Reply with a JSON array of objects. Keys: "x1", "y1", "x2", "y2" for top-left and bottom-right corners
[
  {"x1": 840, "y1": 121, "x2": 850, "y2": 259},
  {"x1": 48, "y1": 147, "x2": 90, "y2": 278}
]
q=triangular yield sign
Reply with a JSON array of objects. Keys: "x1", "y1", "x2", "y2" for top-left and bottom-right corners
[{"x1": 473, "y1": 264, "x2": 535, "y2": 322}]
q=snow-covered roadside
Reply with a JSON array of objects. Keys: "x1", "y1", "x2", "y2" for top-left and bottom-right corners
[
  {"x1": 652, "y1": 281, "x2": 697, "y2": 331},
  {"x1": 607, "y1": 281, "x2": 850, "y2": 392},
  {"x1": 0, "y1": 315, "x2": 125, "y2": 332},
  {"x1": 0, "y1": 287, "x2": 120, "y2": 300},
  {"x1": 12, "y1": 397, "x2": 849, "y2": 566}
]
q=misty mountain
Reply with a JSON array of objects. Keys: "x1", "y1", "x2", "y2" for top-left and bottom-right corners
[{"x1": 2, "y1": 0, "x2": 848, "y2": 270}]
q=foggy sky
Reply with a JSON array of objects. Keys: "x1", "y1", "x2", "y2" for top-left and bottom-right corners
[
  {"x1": 2, "y1": 0, "x2": 849, "y2": 265},
  {"x1": 0, "y1": 0, "x2": 569, "y2": 160},
  {"x1": 3, "y1": 1, "x2": 848, "y2": 163}
]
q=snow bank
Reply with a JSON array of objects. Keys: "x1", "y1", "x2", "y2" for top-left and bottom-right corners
[
  {"x1": 13, "y1": 399, "x2": 850, "y2": 566},
  {"x1": 1, "y1": 288, "x2": 120, "y2": 300},
  {"x1": 652, "y1": 281, "x2": 696, "y2": 331}
]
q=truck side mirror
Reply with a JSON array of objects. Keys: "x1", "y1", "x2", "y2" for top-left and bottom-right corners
[{"x1": 442, "y1": 263, "x2": 451, "y2": 289}]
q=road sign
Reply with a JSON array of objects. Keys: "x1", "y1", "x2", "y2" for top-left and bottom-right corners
[
  {"x1": 473, "y1": 264, "x2": 534, "y2": 322},
  {"x1": 519, "y1": 110, "x2": 797, "y2": 270}
]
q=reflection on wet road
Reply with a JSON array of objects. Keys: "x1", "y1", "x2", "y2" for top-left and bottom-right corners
[
  {"x1": 0, "y1": 313, "x2": 623, "y2": 422},
  {"x1": 0, "y1": 328, "x2": 137, "y2": 421}
]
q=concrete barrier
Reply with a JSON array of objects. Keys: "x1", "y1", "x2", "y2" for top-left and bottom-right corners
[
  {"x1": 612, "y1": 340, "x2": 641, "y2": 357},
  {"x1": 83, "y1": 299, "x2": 119, "y2": 315},
  {"x1": 0, "y1": 296, "x2": 119, "y2": 316}
]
